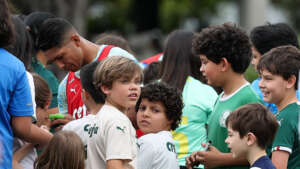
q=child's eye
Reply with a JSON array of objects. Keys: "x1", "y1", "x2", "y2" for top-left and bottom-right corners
[{"x1": 138, "y1": 105, "x2": 146, "y2": 111}]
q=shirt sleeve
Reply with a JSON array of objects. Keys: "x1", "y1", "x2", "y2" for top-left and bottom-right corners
[
  {"x1": 105, "y1": 119, "x2": 137, "y2": 161},
  {"x1": 58, "y1": 75, "x2": 68, "y2": 115},
  {"x1": 9, "y1": 66, "x2": 33, "y2": 116},
  {"x1": 137, "y1": 136, "x2": 155, "y2": 169},
  {"x1": 271, "y1": 117, "x2": 294, "y2": 153}
]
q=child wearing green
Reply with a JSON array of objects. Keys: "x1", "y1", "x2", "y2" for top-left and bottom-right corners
[
  {"x1": 257, "y1": 45, "x2": 300, "y2": 169},
  {"x1": 186, "y1": 23, "x2": 261, "y2": 169}
]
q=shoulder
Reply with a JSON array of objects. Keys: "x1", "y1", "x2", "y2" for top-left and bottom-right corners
[{"x1": 237, "y1": 84, "x2": 261, "y2": 102}]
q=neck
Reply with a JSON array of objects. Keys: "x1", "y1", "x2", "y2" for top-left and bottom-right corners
[
  {"x1": 81, "y1": 38, "x2": 100, "y2": 66},
  {"x1": 36, "y1": 51, "x2": 48, "y2": 66},
  {"x1": 86, "y1": 103, "x2": 103, "y2": 115},
  {"x1": 276, "y1": 90, "x2": 297, "y2": 112},
  {"x1": 222, "y1": 73, "x2": 248, "y2": 97},
  {"x1": 247, "y1": 147, "x2": 266, "y2": 166}
]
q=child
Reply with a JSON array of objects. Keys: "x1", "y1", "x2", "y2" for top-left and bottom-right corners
[
  {"x1": 34, "y1": 130, "x2": 85, "y2": 169},
  {"x1": 250, "y1": 23, "x2": 300, "y2": 113},
  {"x1": 63, "y1": 61, "x2": 105, "y2": 162},
  {"x1": 13, "y1": 73, "x2": 52, "y2": 169},
  {"x1": 136, "y1": 82, "x2": 183, "y2": 169},
  {"x1": 86, "y1": 56, "x2": 143, "y2": 169},
  {"x1": 225, "y1": 103, "x2": 278, "y2": 169},
  {"x1": 257, "y1": 45, "x2": 300, "y2": 169},
  {"x1": 186, "y1": 23, "x2": 261, "y2": 169}
]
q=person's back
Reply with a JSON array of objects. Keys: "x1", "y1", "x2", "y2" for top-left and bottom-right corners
[
  {"x1": 225, "y1": 103, "x2": 278, "y2": 169},
  {"x1": 86, "y1": 56, "x2": 143, "y2": 169},
  {"x1": 159, "y1": 30, "x2": 218, "y2": 169},
  {"x1": 187, "y1": 23, "x2": 261, "y2": 169},
  {"x1": 250, "y1": 23, "x2": 300, "y2": 113},
  {"x1": 257, "y1": 45, "x2": 300, "y2": 169}
]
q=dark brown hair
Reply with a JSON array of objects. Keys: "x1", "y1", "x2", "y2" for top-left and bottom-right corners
[
  {"x1": 257, "y1": 45, "x2": 300, "y2": 90},
  {"x1": 32, "y1": 73, "x2": 51, "y2": 109},
  {"x1": 34, "y1": 130, "x2": 85, "y2": 169},
  {"x1": 226, "y1": 103, "x2": 278, "y2": 149},
  {"x1": 0, "y1": 0, "x2": 15, "y2": 47}
]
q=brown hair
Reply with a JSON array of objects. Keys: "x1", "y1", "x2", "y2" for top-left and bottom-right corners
[
  {"x1": 0, "y1": 0, "x2": 15, "y2": 47},
  {"x1": 93, "y1": 56, "x2": 143, "y2": 90},
  {"x1": 32, "y1": 73, "x2": 51, "y2": 109},
  {"x1": 95, "y1": 33, "x2": 134, "y2": 54},
  {"x1": 34, "y1": 130, "x2": 85, "y2": 169},
  {"x1": 226, "y1": 103, "x2": 278, "y2": 149}
]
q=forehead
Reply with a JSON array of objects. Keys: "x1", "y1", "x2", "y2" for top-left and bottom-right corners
[
  {"x1": 199, "y1": 54, "x2": 208, "y2": 60},
  {"x1": 141, "y1": 98, "x2": 166, "y2": 109},
  {"x1": 43, "y1": 46, "x2": 65, "y2": 60}
]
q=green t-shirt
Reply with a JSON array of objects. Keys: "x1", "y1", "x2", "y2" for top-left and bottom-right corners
[
  {"x1": 207, "y1": 84, "x2": 261, "y2": 169},
  {"x1": 271, "y1": 102, "x2": 300, "y2": 169},
  {"x1": 172, "y1": 76, "x2": 218, "y2": 168},
  {"x1": 32, "y1": 60, "x2": 59, "y2": 108}
]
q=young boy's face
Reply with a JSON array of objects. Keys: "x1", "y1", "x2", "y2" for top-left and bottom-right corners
[
  {"x1": 259, "y1": 69, "x2": 288, "y2": 105},
  {"x1": 137, "y1": 98, "x2": 172, "y2": 134},
  {"x1": 251, "y1": 47, "x2": 262, "y2": 71},
  {"x1": 225, "y1": 126, "x2": 248, "y2": 158},
  {"x1": 199, "y1": 54, "x2": 223, "y2": 86},
  {"x1": 102, "y1": 72, "x2": 141, "y2": 112}
]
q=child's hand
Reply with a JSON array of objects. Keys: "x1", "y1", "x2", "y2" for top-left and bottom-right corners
[{"x1": 50, "y1": 114, "x2": 73, "y2": 131}]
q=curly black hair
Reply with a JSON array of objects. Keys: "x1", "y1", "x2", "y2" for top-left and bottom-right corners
[
  {"x1": 192, "y1": 23, "x2": 252, "y2": 74},
  {"x1": 135, "y1": 82, "x2": 183, "y2": 130}
]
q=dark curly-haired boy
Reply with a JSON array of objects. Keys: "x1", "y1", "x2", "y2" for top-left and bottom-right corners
[
  {"x1": 136, "y1": 82, "x2": 183, "y2": 169},
  {"x1": 186, "y1": 23, "x2": 261, "y2": 169}
]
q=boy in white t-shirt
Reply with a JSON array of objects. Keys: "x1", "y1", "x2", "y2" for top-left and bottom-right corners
[
  {"x1": 86, "y1": 56, "x2": 143, "y2": 169},
  {"x1": 136, "y1": 82, "x2": 183, "y2": 169}
]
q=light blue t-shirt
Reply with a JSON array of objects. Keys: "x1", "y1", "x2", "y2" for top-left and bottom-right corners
[
  {"x1": 251, "y1": 78, "x2": 300, "y2": 113},
  {"x1": 0, "y1": 48, "x2": 33, "y2": 169},
  {"x1": 172, "y1": 76, "x2": 218, "y2": 168},
  {"x1": 58, "y1": 45, "x2": 141, "y2": 115}
]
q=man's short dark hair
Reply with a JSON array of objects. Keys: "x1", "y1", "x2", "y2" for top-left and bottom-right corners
[
  {"x1": 257, "y1": 45, "x2": 300, "y2": 90},
  {"x1": 250, "y1": 23, "x2": 299, "y2": 55},
  {"x1": 226, "y1": 103, "x2": 278, "y2": 149},
  {"x1": 80, "y1": 62, "x2": 105, "y2": 104},
  {"x1": 192, "y1": 23, "x2": 252, "y2": 74},
  {"x1": 135, "y1": 82, "x2": 183, "y2": 130},
  {"x1": 37, "y1": 18, "x2": 74, "y2": 51}
]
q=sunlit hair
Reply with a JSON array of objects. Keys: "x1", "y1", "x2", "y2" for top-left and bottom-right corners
[
  {"x1": 93, "y1": 56, "x2": 143, "y2": 90},
  {"x1": 34, "y1": 130, "x2": 85, "y2": 169}
]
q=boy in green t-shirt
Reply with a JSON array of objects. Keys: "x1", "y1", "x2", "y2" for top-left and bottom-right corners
[
  {"x1": 257, "y1": 45, "x2": 300, "y2": 169},
  {"x1": 186, "y1": 23, "x2": 261, "y2": 169}
]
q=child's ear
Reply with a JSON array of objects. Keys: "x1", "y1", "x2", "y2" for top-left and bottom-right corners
[
  {"x1": 100, "y1": 85, "x2": 111, "y2": 95},
  {"x1": 286, "y1": 75, "x2": 296, "y2": 89},
  {"x1": 246, "y1": 132, "x2": 257, "y2": 146},
  {"x1": 220, "y1": 57, "x2": 231, "y2": 72}
]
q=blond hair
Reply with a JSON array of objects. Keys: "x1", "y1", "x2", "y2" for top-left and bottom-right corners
[{"x1": 93, "y1": 56, "x2": 143, "y2": 89}]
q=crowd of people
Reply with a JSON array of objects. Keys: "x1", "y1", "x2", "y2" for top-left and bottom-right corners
[{"x1": 0, "y1": 0, "x2": 299, "y2": 169}]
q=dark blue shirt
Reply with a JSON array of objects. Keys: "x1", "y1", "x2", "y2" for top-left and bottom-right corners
[{"x1": 250, "y1": 156, "x2": 276, "y2": 169}]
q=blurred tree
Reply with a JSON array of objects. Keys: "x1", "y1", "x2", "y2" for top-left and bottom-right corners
[
  {"x1": 271, "y1": 0, "x2": 300, "y2": 32},
  {"x1": 10, "y1": 0, "x2": 88, "y2": 36}
]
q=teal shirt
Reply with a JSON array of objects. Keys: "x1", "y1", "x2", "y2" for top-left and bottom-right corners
[
  {"x1": 208, "y1": 84, "x2": 261, "y2": 169},
  {"x1": 32, "y1": 60, "x2": 59, "y2": 108},
  {"x1": 172, "y1": 76, "x2": 218, "y2": 168},
  {"x1": 270, "y1": 102, "x2": 300, "y2": 169}
]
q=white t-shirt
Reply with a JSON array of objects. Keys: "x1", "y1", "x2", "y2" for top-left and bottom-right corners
[
  {"x1": 13, "y1": 139, "x2": 37, "y2": 169},
  {"x1": 63, "y1": 114, "x2": 97, "y2": 167},
  {"x1": 86, "y1": 105, "x2": 137, "y2": 169},
  {"x1": 137, "y1": 131, "x2": 179, "y2": 169},
  {"x1": 26, "y1": 71, "x2": 36, "y2": 118}
]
